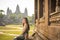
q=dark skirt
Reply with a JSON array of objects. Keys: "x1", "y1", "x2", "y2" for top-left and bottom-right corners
[{"x1": 14, "y1": 35, "x2": 25, "y2": 40}]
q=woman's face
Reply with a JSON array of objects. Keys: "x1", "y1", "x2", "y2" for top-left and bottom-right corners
[{"x1": 22, "y1": 19, "x2": 26, "y2": 24}]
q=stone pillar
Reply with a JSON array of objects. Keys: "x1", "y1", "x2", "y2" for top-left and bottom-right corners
[
  {"x1": 35, "y1": 0, "x2": 38, "y2": 20},
  {"x1": 37, "y1": 0, "x2": 40, "y2": 19},
  {"x1": 39, "y1": 0, "x2": 43, "y2": 18},
  {"x1": 56, "y1": 0, "x2": 60, "y2": 12},
  {"x1": 44, "y1": 0, "x2": 49, "y2": 26},
  {"x1": 48, "y1": 0, "x2": 51, "y2": 14},
  {"x1": 48, "y1": 0, "x2": 51, "y2": 25},
  {"x1": 37, "y1": 0, "x2": 43, "y2": 24}
]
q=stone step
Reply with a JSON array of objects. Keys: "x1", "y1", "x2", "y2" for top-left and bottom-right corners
[{"x1": 29, "y1": 32, "x2": 48, "y2": 40}]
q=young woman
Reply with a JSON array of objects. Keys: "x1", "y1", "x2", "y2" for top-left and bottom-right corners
[{"x1": 22, "y1": 17, "x2": 30, "y2": 40}]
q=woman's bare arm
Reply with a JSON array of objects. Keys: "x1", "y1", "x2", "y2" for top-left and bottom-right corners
[{"x1": 22, "y1": 24, "x2": 28, "y2": 34}]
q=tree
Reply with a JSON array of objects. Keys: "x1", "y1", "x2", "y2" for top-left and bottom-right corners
[
  {"x1": 0, "y1": 10, "x2": 5, "y2": 26},
  {"x1": 27, "y1": 16, "x2": 32, "y2": 24},
  {"x1": 31, "y1": 14, "x2": 35, "y2": 24},
  {"x1": 0, "y1": 10, "x2": 4, "y2": 12}
]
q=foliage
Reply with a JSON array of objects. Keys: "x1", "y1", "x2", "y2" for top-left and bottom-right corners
[
  {"x1": 0, "y1": 10, "x2": 4, "y2": 18},
  {"x1": 0, "y1": 13, "x2": 5, "y2": 18},
  {"x1": 0, "y1": 10, "x2": 4, "y2": 12},
  {"x1": 27, "y1": 14, "x2": 35, "y2": 24},
  {"x1": 0, "y1": 10, "x2": 35, "y2": 25},
  {"x1": 0, "y1": 10, "x2": 5, "y2": 26}
]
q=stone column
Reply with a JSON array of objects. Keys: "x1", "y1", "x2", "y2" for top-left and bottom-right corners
[
  {"x1": 35, "y1": 0, "x2": 38, "y2": 20},
  {"x1": 48, "y1": 0, "x2": 51, "y2": 14},
  {"x1": 44, "y1": 0, "x2": 49, "y2": 26},
  {"x1": 37, "y1": 0, "x2": 40, "y2": 19},
  {"x1": 39, "y1": 0, "x2": 43, "y2": 18},
  {"x1": 48, "y1": 0, "x2": 51, "y2": 25},
  {"x1": 56, "y1": 0, "x2": 60, "y2": 12},
  {"x1": 44, "y1": 0, "x2": 49, "y2": 38}
]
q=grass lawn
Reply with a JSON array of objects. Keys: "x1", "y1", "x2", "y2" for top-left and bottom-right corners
[
  {"x1": 0, "y1": 25, "x2": 34, "y2": 40},
  {"x1": 0, "y1": 34, "x2": 14, "y2": 40}
]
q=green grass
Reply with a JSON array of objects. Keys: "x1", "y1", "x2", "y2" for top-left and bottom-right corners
[
  {"x1": 0, "y1": 25, "x2": 21, "y2": 30},
  {"x1": 1, "y1": 31, "x2": 22, "y2": 35},
  {"x1": 0, "y1": 34, "x2": 14, "y2": 40},
  {"x1": 1, "y1": 31, "x2": 33, "y2": 35},
  {"x1": 30, "y1": 25, "x2": 35, "y2": 30},
  {"x1": 0, "y1": 27, "x2": 20, "y2": 30},
  {"x1": 0, "y1": 25, "x2": 34, "y2": 40}
]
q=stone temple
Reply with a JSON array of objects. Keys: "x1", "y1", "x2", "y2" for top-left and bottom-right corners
[
  {"x1": 5, "y1": 4, "x2": 28, "y2": 24},
  {"x1": 29, "y1": 0, "x2": 60, "y2": 40},
  {"x1": 15, "y1": 5, "x2": 21, "y2": 14},
  {"x1": 6, "y1": 4, "x2": 28, "y2": 18}
]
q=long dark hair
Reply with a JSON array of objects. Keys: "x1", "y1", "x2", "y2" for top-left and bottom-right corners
[{"x1": 23, "y1": 17, "x2": 30, "y2": 30}]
